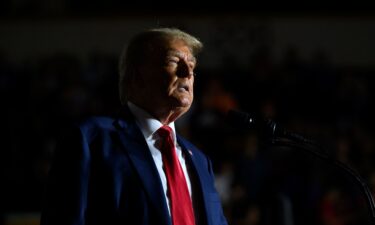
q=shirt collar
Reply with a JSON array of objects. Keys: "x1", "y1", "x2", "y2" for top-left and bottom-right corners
[{"x1": 127, "y1": 101, "x2": 177, "y2": 142}]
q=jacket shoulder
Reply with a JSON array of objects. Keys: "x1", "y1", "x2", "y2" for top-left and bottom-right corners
[
  {"x1": 70, "y1": 116, "x2": 119, "y2": 142},
  {"x1": 79, "y1": 116, "x2": 117, "y2": 131}
]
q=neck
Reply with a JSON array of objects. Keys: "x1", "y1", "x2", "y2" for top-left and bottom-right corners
[
  {"x1": 128, "y1": 99, "x2": 185, "y2": 125},
  {"x1": 155, "y1": 109, "x2": 183, "y2": 125},
  {"x1": 146, "y1": 106, "x2": 186, "y2": 125}
]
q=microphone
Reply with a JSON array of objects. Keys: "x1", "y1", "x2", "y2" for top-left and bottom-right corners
[
  {"x1": 226, "y1": 109, "x2": 283, "y2": 137},
  {"x1": 226, "y1": 109, "x2": 314, "y2": 145},
  {"x1": 227, "y1": 109, "x2": 375, "y2": 223}
]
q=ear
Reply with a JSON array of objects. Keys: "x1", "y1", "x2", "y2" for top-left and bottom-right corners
[
  {"x1": 126, "y1": 67, "x2": 143, "y2": 98},
  {"x1": 134, "y1": 66, "x2": 148, "y2": 88}
]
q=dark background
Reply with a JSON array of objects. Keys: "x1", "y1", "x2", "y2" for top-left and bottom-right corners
[{"x1": 1, "y1": 3, "x2": 375, "y2": 225}]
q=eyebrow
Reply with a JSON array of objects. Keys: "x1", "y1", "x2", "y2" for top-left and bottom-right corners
[{"x1": 166, "y1": 50, "x2": 196, "y2": 63}]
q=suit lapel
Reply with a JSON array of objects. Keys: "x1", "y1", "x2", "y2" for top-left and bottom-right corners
[
  {"x1": 177, "y1": 136, "x2": 208, "y2": 192},
  {"x1": 114, "y1": 107, "x2": 171, "y2": 225},
  {"x1": 177, "y1": 136, "x2": 211, "y2": 225}
]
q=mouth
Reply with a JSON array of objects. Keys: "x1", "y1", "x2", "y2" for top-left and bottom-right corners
[{"x1": 178, "y1": 84, "x2": 189, "y2": 92}]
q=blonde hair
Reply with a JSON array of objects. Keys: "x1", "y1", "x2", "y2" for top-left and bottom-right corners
[{"x1": 118, "y1": 27, "x2": 203, "y2": 105}]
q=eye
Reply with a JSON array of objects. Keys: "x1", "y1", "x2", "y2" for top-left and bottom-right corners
[
  {"x1": 166, "y1": 57, "x2": 179, "y2": 66},
  {"x1": 188, "y1": 62, "x2": 196, "y2": 70}
]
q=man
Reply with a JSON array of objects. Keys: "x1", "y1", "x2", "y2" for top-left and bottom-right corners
[{"x1": 41, "y1": 28, "x2": 228, "y2": 225}]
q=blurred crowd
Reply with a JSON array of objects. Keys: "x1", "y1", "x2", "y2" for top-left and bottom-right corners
[{"x1": 1, "y1": 45, "x2": 375, "y2": 225}]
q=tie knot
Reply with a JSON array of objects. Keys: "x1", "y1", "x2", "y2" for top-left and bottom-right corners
[{"x1": 157, "y1": 125, "x2": 173, "y2": 138}]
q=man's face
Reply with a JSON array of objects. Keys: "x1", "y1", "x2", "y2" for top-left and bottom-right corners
[{"x1": 135, "y1": 38, "x2": 196, "y2": 119}]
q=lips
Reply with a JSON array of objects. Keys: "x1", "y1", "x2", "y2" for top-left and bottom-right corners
[{"x1": 178, "y1": 83, "x2": 189, "y2": 92}]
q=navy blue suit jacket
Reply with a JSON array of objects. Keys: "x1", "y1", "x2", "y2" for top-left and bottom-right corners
[{"x1": 41, "y1": 108, "x2": 228, "y2": 225}]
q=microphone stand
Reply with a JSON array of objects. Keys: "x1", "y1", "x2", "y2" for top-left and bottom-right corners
[
  {"x1": 226, "y1": 109, "x2": 375, "y2": 223},
  {"x1": 268, "y1": 132, "x2": 375, "y2": 225}
]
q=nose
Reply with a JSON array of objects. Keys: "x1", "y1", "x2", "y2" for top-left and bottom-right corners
[{"x1": 176, "y1": 60, "x2": 194, "y2": 78}]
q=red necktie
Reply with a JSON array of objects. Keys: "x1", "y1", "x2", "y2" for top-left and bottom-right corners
[{"x1": 157, "y1": 125, "x2": 196, "y2": 225}]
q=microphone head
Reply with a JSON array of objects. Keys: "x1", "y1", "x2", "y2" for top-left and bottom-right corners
[
  {"x1": 226, "y1": 109, "x2": 256, "y2": 127},
  {"x1": 227, "y1": 110, "x2": 254, "y2": 126},
  {"x1": 226, "y1": 109, "x2": 280, "y2": 137}
]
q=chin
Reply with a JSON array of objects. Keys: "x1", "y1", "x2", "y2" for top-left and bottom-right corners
[
  {"x1": 170, "y1": 101, "x2": 190, "y2": 114},
  {"x1": 179, "y1": 97, "x2": 193, "y2": 108},
  {"x1": 170, "y1": 94, "x2": 191, "y2": 106}
]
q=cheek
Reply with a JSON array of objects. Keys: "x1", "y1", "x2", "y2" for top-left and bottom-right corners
[
  {"x1": 167, "y1": 77, "x2": 179, "y2": 90},
  {"x1": 190, "y1": 80, "x2": 195, "y2": 97},
  {"x1": 154, "y1": 75, "x2": 171, "y2": 94}
]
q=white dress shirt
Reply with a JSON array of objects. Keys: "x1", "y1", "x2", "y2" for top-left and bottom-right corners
[{"x1": 127, "y1": 102, "x2": 192, "y2": 214}]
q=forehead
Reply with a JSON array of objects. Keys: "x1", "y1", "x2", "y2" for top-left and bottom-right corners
[{"x1": 153, "y1": 38, "x2": 194, "y2": 57}]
